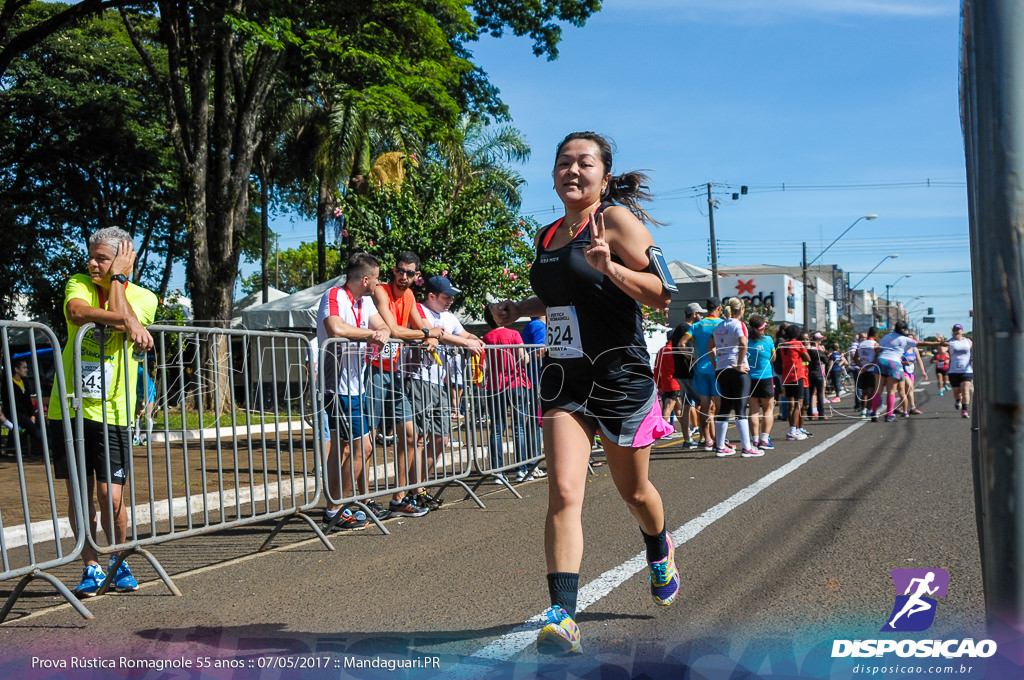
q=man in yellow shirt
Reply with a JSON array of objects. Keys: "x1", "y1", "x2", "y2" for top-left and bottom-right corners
[{"x1": 48, "y1": 227, "x2": 157, "y2": 597}]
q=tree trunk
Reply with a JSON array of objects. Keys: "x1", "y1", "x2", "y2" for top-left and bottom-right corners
[
  {"x1": 317, "y1": 174, "x2": 330, "y2": 283},
  {"x1": 127, "y1": 0, "x2": 280, "y2": 415}
]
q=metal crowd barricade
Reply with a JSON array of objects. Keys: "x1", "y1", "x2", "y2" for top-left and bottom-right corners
[
  {"x1": 0, "y1": 321, "x2": 93, "y2": 622},
  {"x1": 320, "y1": 337, "x2": 514, "y2": 533},
  {"x1": 68, "y1": 323, "x2": 329, "y2": 599},
  {"x1": 464, "y1": 343, "x2": 545, "y2": 497}
]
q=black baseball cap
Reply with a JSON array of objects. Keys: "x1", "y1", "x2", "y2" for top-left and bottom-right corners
[{"x1": 706, "y1": 296, "x2": 722, "y2": 310}]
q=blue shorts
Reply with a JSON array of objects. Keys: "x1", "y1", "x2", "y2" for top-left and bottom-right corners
[
  {"x1": 365, "y1": 368, "x2": 413, "y2": 431},
  {"x1": 692, "y1": 370, "x2": 720, "y2": 398},
  {"x1": 323, "y1": 393, "x2": 370, "y2": 441}
]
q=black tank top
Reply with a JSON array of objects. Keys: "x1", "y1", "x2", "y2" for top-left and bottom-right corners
[{"x1": 529, "y1": 202, "x2": 651, "y2": 379}]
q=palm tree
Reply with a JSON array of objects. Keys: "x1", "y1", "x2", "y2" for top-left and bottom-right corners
[{"x1": 439, "y1": 115, "x2": 531, "y2": 208}]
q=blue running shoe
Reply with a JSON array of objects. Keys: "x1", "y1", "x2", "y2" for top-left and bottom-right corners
[
  {"x1": 73, "y1": 564, "x2": 106, "y2": 598},
  {"x1": 649, "y1": 535, "x2": 681, "y2": 606},
  {"x1": 537, "y1": 606, "x2": 582, "y2": 654},
  {"x1": 109, "y1": 557, "x2": 139, "y2": 592},
  {"x1": 759, "y1": 436, "x2": 775, "y2": 450}
]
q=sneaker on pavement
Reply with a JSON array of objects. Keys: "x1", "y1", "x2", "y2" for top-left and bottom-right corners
[
  {"x1": 388, "y1": 496, "x2": 429, "y2": 517},
  {"x1": 649, "y1": 535, "x2": 680, "y2": 606},
  {"x1": 910, "y1": 408, "x2": 922, "y2": 415},
  {"x1": 715, "y1": 446, "x2": 735, "y2": 457},
  {"x1": 530, "y1": 467, "x2": 547, "y2": 479},
  {"x1": 414, "y1": 491, "x2": 443, "y2": 510},
  {"x1": 73, "y1": 564, "x2": 107, "y2": 598},
  {"x1": 109, "y1": 558, "x2": 139, "y2": 592},
  {"x1": 885, "y1": 415, "x2": 897, "y2": 423},
  {"x1": 955, "y1": 401, "x2": 962, "y2": 411},
  {"x1": 337, "y1": 507, "x2": 368, "y2": 531},
  {"x1": 786, "y1": 430, "x2": 807, "y2": 441},
  {"x1": 492, "y1": 473, "x2": 511, "y2": 485},
  {"x1": 363, "y1": 499, "x2": 392, "y2": 521},
  {"x1": 741, "y1": 446, "x2": 765, "y2": 458},
  {"x1": 799, "y1": 428, "x2": 813, "y2": 437},
  {"x1": 759, "y1": 436, "x2": 775, "y2": 450},
  {"x1": 962, "y1": 409, "x2": 970, "y2": 419},
  {"x1": 537, "y1": 605, "x2": 582, "y2": 654},
  {"x1": 702, "y1": 440, "x2": 713, "y2": 452},
  {"x1": 321, "y1": 508, "x2": 346, "y2": 533}
]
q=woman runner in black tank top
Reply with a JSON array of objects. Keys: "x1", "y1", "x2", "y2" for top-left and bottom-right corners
[{"x1": 489, "y1": 132, "x2": 678, "y2": 654}]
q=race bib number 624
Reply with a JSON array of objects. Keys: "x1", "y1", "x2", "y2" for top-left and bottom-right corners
[{"x1": 546, "y1": 306, "x2": 584, "y2": 359}]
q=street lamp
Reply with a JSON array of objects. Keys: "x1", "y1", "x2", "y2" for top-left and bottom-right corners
[
  {"x1": 803, "y1": 214, "x2": 879, "y2": 329},
  {"x1": 806, "y1": 214, "x2": 879, "y2": 268},
  {"x1": 851, "y1": 254, "x2": 900, "y2": 289},
  {"x1": 885, "y1": 274, "x2": 911, "y2": 328},
  {"x1": 848, "y1": 254, "x2": 899, "y2": 323}
]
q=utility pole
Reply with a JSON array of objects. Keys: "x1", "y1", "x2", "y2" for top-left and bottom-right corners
[
  {"x1": 962, "y1": 0, "x2": 1024, "y2": 636},
  {"x1": 275, "y1": 235, "x2": 280, "y2": 289},
  {"x1": 885, "y1": 284, "x2": 892, "y2": 329},
  {"x1": 707, "y1": 183, "x2": 719, "y2": 298},
  {"x1": 802, "y1": 242, "x2": 809, "y2": 328}
]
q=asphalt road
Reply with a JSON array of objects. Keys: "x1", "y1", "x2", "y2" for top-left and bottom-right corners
[{"x1": 0, "y1": 386, "x2": 992, "y2": 679}]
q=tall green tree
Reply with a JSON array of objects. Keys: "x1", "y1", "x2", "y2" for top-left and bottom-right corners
[
  {"x1": 240, "y1": 241, "x2": 341, "y2": 295},
  {"x1": 342, "y1": 163, "x2": 536, "y2": 315},
  {"x1": 0, "y1": 2, "x2": 183, "y2": 325}
]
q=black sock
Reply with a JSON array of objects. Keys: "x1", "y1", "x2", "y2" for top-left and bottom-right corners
[
  {"x1": 547, "y1": 572, "x2": 579, "y2": 619},
  {"x1": 642, "y1": 524, "x2": 669, "y2": 563}
]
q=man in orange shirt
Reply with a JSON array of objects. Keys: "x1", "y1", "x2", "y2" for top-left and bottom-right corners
[{"x1": 368, "y1": 251, "x2": 445, "y2": 516}]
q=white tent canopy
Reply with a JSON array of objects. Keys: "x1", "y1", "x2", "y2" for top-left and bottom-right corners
[
  {"x1": 241, "y1": 275, "x2": 346, "y2": 330},
  {"x1": 230, "y1": 286, "x2": 287, "y2": 328},
  {"x1": 668, "y1": 259, "x2": 713, "y2": 284}
]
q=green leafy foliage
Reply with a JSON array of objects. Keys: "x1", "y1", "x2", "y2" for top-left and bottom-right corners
[
  {"x1": 240, "y1": 242, "x2": 342, "y2": 294},
  {"x1": 0, "y1": 2, "x2": 183, "y2": 325},
  {"x1": 341, "y1": 164, "x2": 536, "y2": 314}
]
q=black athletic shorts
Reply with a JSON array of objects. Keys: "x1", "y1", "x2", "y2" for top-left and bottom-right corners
[
  {"x1": 783, "y1": 383, "x2": 805, "y2": 401},
  {"x1": 750, "y1": 378, "x2": 775, "y2": 400},
  {"x1": 949, "y1": 373, "x2": 973, "y2": 388},
  {"x1": 49, "y1": 418, "x2": 129, "y2": 485}
]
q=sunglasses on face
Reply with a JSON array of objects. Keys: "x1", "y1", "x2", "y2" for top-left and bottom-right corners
[{"x1": 395, "y1": 267, "x2": 417, "y2": 277}]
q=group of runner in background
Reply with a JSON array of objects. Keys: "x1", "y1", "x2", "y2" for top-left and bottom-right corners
[{"x1": 654, "y1": 298, "x2": 974, "y2": 454}]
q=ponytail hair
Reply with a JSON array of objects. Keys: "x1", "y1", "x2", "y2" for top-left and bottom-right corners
[
  {"x1": 748, "y1": 314, "x2": 767, "y2": 341},
  {"x1": 724, "y1": 297, "x2": 743, "y2": 320},
  {"x1": 555, "y1": 131, "x2": 664, "y2": 226}
]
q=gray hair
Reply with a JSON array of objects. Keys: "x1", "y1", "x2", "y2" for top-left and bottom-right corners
[{"x1": 88, "y1": 227, "x2": 132, "y2": 251}]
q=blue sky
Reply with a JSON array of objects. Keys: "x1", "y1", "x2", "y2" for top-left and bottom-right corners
[{"x1": 264, "y1": 0, "x2": 971, "y2": 334}]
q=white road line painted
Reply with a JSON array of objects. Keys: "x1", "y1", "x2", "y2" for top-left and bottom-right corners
[{"x1": 452, "y1": 420, "x2": 867, "y2": 675}]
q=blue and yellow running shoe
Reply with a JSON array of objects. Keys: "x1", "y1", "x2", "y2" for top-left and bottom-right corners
[
  {"x1": 537, "y1": 605, "x2": 582, "y2": 654},
  {"x1": 649, "y1": 535, "x2": 681, "y2": 606}
]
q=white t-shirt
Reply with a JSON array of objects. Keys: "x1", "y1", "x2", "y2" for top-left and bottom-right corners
[
  {"x1": 405, "y1": 303, "x2": 465, "y2": 385},
  {"x1": 948, "y1": 338, "x2": 973, "y2": 374},
  {"x1": 712, "y1": 318, "x2": 749, "y2": 371},
  {"x1": 857, "y1": 338, "x2": 878, "y2": 367},
  {"x1": 878, "y1": 333, "x2": 917, "y2": 365},
  {"x1": 316, "y1": 286, "x2": 378, "y2": 395}
]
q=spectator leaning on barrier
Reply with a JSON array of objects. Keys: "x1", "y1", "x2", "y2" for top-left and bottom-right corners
[
  {"x1": 519, "y1": 315, "x2": 547, "y2": 457},
  {"x1": 367, "y1": 250, "x2": 445, "y2": 517},
  {"x1": 405, "y1": 276, "x2": 484, "y2": 498},
  {"x1": 48, "y1": 227, "x2": 157, "y2": 597},
  {"x1": 3, "y1": 356, "x2": 44, "y2": 452},
  {"x1": 481, "y1": 305, "x2": 541, "y2": 484},
  {"x1": 316, "y1": 252, "x2": 391, "y2": 533}
]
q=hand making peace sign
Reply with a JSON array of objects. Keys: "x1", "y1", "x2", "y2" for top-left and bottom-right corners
[{"x1": 583, "y1": 209, "x2": 613, "y2": 276}]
